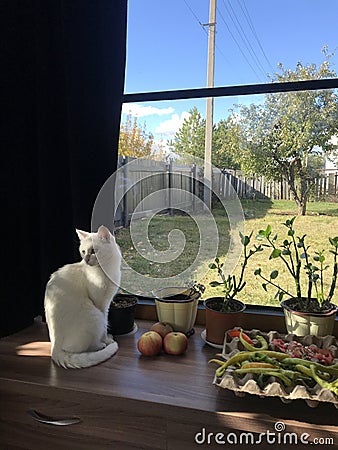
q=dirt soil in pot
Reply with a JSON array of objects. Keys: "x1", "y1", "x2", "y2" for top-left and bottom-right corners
[
  {"x1": 111, "y1": 295, "x2": 137, "y2": 309},
  {"x1": 207, "y1": 298, "x2": 244, "y2": 313},
  {"x1": 286, "y1": 298, "x2": 337, "y2": 314}
]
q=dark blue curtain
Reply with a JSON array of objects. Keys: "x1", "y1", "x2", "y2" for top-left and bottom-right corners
[{"x1": 1, "y1": 1, "x2": 127, "y2": 336}]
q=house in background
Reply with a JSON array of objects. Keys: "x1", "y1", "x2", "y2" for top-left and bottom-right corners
[{"x1": 324, "y1": 135, "x2": 338, "y2": 173}]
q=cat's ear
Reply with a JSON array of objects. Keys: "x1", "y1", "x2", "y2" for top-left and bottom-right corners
[
  {"x1": 76, "y1": 229, "x2": 90, "y2": 240},
  {"x1": 98, "y1": 225, "x2": 111, "y2": 242}
]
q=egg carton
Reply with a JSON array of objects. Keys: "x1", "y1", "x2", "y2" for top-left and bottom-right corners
[{"x1": 213, "y1": 329, "x2": 338, "y2": 408}]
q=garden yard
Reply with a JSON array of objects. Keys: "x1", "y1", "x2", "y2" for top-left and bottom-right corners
[{"x1": 116, "y1": 199, "x2": 338, "y2": 307}]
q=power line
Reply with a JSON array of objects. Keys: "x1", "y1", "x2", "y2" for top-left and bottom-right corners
[
  {"x1": 214, "y1": 38, "x2": 232, "y2": 66},
  {"x1": 216, "y1": 5, "x2": 263, "y2": 82},
  {"x1": 237, "y1": 0, "x2": 275, "y2": 73},
  {"x1": 224, "y1": 0, "x2": 268, "y2": 80},
  {"x1": 183, "y1": 0, "x2": 231, "y2": 66},
  {"x1": 183, "y1": 0, "x2": 208, "y2": 36}
]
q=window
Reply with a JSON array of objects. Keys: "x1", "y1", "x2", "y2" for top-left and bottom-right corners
[{"x1": 117, "y1": 0, "x2": 338, "y2": 309}]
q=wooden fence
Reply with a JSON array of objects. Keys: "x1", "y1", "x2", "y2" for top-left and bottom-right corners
[
  {"x1": 227, "y1": 170, "x2": 338, "y2": 201},
  {"x1": 222, "y1": 170, "x2": 291, "y2": 200},
  {"x1": 114, "y1": 157, "x2": 338, "y2": 226},
  {"x1": 115, "y1": 157, "x2": 197, "y2": 226}
]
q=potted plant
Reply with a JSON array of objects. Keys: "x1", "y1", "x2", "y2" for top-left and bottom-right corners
[
  {"x1": 152, "y1": 282, "x2": 205, "y2": 336},
  {"x1": 108, "y1": 293, "x2": 138, "y2": 335},
  {"x1": 254, "y1": 217, "x2": 338, "y2": 336},
  {"x1": 205, "y1": 233, "x2": 263, "y2": 345}
]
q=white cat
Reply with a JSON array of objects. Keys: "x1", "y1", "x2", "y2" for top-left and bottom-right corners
[{"x1": 44, "y1": 225, "x2": 121, "y2": 369}]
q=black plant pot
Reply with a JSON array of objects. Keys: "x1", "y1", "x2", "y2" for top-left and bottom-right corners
[{"x1": 108, "y1": 294, "x2": 138, "y2": 335}]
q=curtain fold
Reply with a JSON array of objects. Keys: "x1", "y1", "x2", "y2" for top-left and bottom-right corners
[{"x1": 1, "y1": 0, "x2": 127, "y2": 337}]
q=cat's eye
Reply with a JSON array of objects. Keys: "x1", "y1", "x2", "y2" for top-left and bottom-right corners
[
  {"x1": 90, "y1": 248, "x2": 95, "y2": 254},
  {"x1": 81, "y1": 250, "x2": 85, "y2": 254}
]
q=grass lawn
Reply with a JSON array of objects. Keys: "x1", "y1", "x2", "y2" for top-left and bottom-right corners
[{"x1": 116, "y1": 199, "x2": 338, "y2": 307}]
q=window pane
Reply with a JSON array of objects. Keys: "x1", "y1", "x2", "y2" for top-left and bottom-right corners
[
  {"x1": 125, "y1": 0, "x2": 338, "y2": 93},
  {"x1": 117, "y1": 88, "x2": 338, "y2": 306}
]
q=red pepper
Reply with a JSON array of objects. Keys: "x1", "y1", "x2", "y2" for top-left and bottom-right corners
[{"x1": 229, "y1": 330, "x2": 254, "y2": 345}]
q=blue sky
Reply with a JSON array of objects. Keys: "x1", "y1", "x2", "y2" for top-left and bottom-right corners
[{"x1": 122, "y1": 0, "x2": 338, "y2": 144}]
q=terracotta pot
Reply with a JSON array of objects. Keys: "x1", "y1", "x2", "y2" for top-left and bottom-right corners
[
  {"x1": 281, "y1": 298, "x2": 338, "y2": 337},
  {"x1": 204, "y1": 297, "x2": 246, "y2": 345},
  {"x1": 108, "y1": 294, "x2": 138, "y2": 335},
  {"x1": 152, "y1": 287, "x2": 200, "y2": 334}
]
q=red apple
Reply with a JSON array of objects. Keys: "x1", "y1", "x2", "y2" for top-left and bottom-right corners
[
  {"x1": 150, "y1": 321, "x2": 173, "y2": 338},
  {"x1": 163, "y1": 332, "x2": 188, "y2": 355},
  {"x1": 137, "y1": 331, "x2": 163, "y2": 356}
]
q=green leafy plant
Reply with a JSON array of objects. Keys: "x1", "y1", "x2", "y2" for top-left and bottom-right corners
[
  {"x1": 254, "y1": 217, "x2": 338, "y2": 312},
  {"x1": 208, "y1": 232, "x2": 263, "y2": 312}
]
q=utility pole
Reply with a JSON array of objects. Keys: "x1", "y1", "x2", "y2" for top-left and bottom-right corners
[{"x1": 203, "y1": 0, "x2": 216, "y2": 210}]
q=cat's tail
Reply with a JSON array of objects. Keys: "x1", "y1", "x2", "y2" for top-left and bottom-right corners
[{"x1": 51, "y1": 341, "x2": 118, "y2": 369}]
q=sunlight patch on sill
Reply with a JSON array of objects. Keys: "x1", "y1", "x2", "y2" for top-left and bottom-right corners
[{"x1": 16, "y1": 341, "x2": 51, "y2": 357}]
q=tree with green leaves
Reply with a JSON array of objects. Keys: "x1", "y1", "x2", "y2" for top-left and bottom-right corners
[
  {"x1": 168, "y1": 107, "x2": 205, "y2": 161},
  {"x1": 213, "y1": 117, "x2": 241, "y2": 170},
  {"x1": 168, "y1": 107, "x2": 239, "y2": 169},
  {"x1": 229, "y1": 51, "x2": 338, "y2": 215}
]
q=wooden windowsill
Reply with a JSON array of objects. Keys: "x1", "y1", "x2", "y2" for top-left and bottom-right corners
[{"x1": 0, "y1": 317, "x2": 337, "y2": 449}]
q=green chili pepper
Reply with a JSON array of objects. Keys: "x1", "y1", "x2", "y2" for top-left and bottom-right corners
[
  {"x1": 241, "y1": 362, "x2": 278, "y2": 369},
  {"x1": 315, "y1": 371, "x2": 331, "y2": 381},
  {"x1": 236, "y1": 367, "x2": 281, "y2": 373},
  {"x1": 250, "y1": 353, "x2": 281, "y2": 366},
  {"x1": 279, "y1": 369, "x2": 313, "y2": 383},
  {"x1": 239, "y1": 329, "x2": 257, "y2": 351},
  {"x1": 211, "y1": 348, "x2": 294, "y2": 376},
  {"x1": 255, "y1": 335, "x2": 269, "y2": 350},
  {"x1": 209, "y1": 351, "x2": 254, "y2": 377},
  {"x1": 235, "y1": 368, "x2": 292, "y2": 387},
  {"x1": 282, "y1": 358, "x2": 338, "y2": 377},
  {"x1": 239, "y1": 329, "x2": 269, "y2": 351},
  {"x1": 250, "y1": 351, "x2": 290, "y2": 360},
  {"x1": 296, "y1": 364, "x2": 338, "y2": 396},
  {"x1": 236, "y1": 366, "x2": 310, "y2": 382},
  {"x1": 208, "y1": 358, "x2": 227, "y2": 366}
]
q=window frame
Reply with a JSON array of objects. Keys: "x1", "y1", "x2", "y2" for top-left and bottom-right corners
[{"x1": 123, "y1": 78, "x2": 338, "y2": 103}]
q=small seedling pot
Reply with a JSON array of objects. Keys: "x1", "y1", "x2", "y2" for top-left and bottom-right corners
[
  {"x1": 108, "y1": 294, "x2": 138, "y2": 335},
  {"x1": 204, "y1": 297, "x2": 246, "y2": 345}
]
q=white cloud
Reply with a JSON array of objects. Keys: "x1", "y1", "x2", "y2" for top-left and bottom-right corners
[
  {"x1": 122, "y1": 103, "x2": 174, "y2": 117},
  {"x1": 155, "y1": 112, "x2": 190, "y2": 137}
]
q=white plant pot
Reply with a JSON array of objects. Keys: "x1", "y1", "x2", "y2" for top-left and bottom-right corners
[
  {"x1": 282, "y1": 298, "x2": 337, "y2": 337},
  {"x1": 152, "y1": 287, "x2": 200, "y2": 334}
]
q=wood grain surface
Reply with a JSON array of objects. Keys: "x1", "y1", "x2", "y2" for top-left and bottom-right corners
[{"x1": 0, "y1": 318, "x2": 337, "y2": 449}]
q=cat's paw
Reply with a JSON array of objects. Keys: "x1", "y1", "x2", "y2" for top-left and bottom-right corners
[{"x1": 105, "y1": 334, "x2": 115, "y2": 345}]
